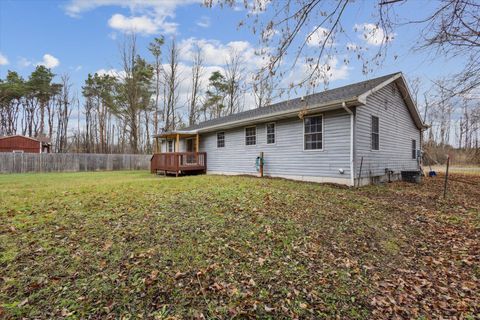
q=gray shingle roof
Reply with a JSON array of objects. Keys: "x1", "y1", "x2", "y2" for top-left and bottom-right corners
[{"x1": 185, "y1": 72, "x2": 400, "y2": 131}]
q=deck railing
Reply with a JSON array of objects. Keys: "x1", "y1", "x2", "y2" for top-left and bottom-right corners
[{"x1": 150, "y1": 152, "x2": 207, "y2": 175}]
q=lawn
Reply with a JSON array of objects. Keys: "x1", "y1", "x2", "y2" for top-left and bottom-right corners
[{"x1": 0, "y1": 171, "x2": 479, "y2": 319}]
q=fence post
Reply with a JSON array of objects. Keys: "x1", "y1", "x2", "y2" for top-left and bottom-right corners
[{"x1": 443, "y1": 155, "x2": 450, "y2": 199}]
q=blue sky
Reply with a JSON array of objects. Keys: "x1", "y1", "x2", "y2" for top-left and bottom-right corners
[{"x1": 0, "y1": 0, "x2": 466, "y2": 107}]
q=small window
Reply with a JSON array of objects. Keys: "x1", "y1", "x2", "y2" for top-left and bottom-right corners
[
  {"x1": 304, "y1": 115, "x2": 323, "y2": 150},
  {"x1": 167, "y1": 140, "x2": 174, "y2": 152},
  {"x1": 217, "y1": 132, "x2": 225, "y2": 148},
  {"x1": 245, "y1": 126, "x2": 256, "y2": 146},
  {"x1": 411, "y1": 139, "x2": 417, "y2": 159},
  {"x1": 266, "y1": 123, "x2": 275, "y2": 144},
  {"x1": 371, "y1": 116, "x2": 379, "y2": 150}
]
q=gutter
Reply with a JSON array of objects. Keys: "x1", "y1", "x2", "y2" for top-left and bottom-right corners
[
  {"x1": 341, "y1": 102, "x2": 355, "y2": 187},
  {"x1": 196, "y1": 98, "x2": 359, "y2": 133}
]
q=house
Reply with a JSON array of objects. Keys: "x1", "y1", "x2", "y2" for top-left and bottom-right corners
[
  {"x1": 0, "y1": 135, "x2": 51, "y2": 153},
  {"x1": 151, "y1": 72, "x2": 427, "y2": 186}
]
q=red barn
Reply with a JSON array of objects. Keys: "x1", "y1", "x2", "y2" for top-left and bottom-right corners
[{"x1": 0, "y1": 135, "x2": 51, "y2": 153}]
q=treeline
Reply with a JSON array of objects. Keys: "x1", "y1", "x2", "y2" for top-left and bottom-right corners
[
  {"x1": 0, "y1": 35, "x2": 273, "y2": 154},
  {"x1": 1, "y1": 35, "x2": 479, "y2": 159},
  {"x1": 414, "y1": 79, "x2": 480, "y2": 164},
  {"x1": 0, "y1": 66, "x2": 72, "y2": 152}
]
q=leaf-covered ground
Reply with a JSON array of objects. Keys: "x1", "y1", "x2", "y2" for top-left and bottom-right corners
[{"x1": 0, "y1": 171, "x2": 478, "y2": 319}]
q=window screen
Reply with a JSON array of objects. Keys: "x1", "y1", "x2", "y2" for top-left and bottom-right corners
[
  {"x1": 245, "y1": 127, "x2": 256, "y2": 145},
  {"x1": 371, "y1": 116, "x2": 379, "y2": 150},
  {"x1": 266, "y1": 123, "x2": 275, "y2": 144},
  {"x1": 304, "y1": 116, "x2": 323, "y2": 150},
  {"x1": 217, "y1": 132, "x2": 225, "y2": 148},
  {"x1": 412, "y1": 139, "x2": 417, "y2": 159}
]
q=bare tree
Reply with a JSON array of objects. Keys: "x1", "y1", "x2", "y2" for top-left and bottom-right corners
[
  {"x1": 188, "y1": 45, "x2": 204, "y2": 126},
  {"x1": 206, "y1": 0, "x2": 479, "y2": 96},
  {"x1": 55, "y1": 74, "x2": 73, "y2": 152},
  {"x1": 410, "y1": 0, "x2": 480, "y2": 96},
  {"x1": 115, "y1": 34, "x2": 154, "y2": 153},
  {"x1": 164, "y1": 39, "x2": 181, "y2": 131},
  {"x1": 253, "y1": 71, "x2": 274, "y2": 108},
  {"x1": 148, "y1": 36, "x2": 165, "y2": 136},
  {"x1": 224, "y1": 49, "x2": 245, "y2": 115}
]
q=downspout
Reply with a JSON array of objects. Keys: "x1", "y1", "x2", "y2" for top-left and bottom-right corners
[{"x1": 341, "y1": 102, "x2": 355, "y2": 187}]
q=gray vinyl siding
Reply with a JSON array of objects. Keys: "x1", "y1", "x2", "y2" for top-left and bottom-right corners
[
  {"x1": 355, "y1": 82, "x2": 421, "y2": 177},
  {"x1": 199, "y1": 109, "x2": 351, "y2": 179}
]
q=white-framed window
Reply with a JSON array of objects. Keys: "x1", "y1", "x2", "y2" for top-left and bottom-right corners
[
  {"x1": 217, "y1": 132, "x2": 225, "y2": 148},
  {"x1": 411, "y1": 139, "x2": 417, "y2": 159},
  {"x1": 371, "y1": 116, "x2": 379, "y2": 150},
  {"x1": 245, "y1": 126, "x2": 256, "y2": 146},
  {"x1": 167, "y1": 140, "x2": 174, "y2": 152},
  {"x1": 304, "y1": 115, "x2": 323, "y2": 150},
  {"x1": 266, "y1": 122, "x2": 275, "y2": 144}
]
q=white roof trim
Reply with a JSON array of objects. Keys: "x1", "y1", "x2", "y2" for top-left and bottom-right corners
[
  {"x1": 153, "y1": 130, "x2": 198, "y2": 138},
  {"x1": 357, "y1": 73, "x2": 427, "y2": 130},
  {"x1": 196, "y1": 98, "x2": 359, "y2": 133},
  {"x1": 357, "y1": 73, "x2": 402, "y2": 104}
]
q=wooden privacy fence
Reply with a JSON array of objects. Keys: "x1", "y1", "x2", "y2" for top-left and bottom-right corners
[{"x1": 0, "y1": 153, "x2": 151, "y2": 174}]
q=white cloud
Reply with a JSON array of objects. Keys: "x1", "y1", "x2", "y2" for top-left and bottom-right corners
[
  {"x1": 196, "y1": 16, "x2": 210, "y2": 28},
  {"x1": 306, "y1": 27, "x2": 335, "y2": 47},
  {"x1": 178, "y1": 37, "x2": 266, "y2": 70},
  {"x1": 64, "y1": 0, "x2": 199, "y2": 35},
  {"x1": 36, "y1": 54, "x2": 60, "y2": 68},
  {"x1": 0, "y1": 53, "x2": 9, "y2": 65},
  {"x1": 354, "y1": 23, "x2": 394, "y2": 46},
  {"x1": 108, "y1": 14, "x2": 162, "y2": 34},
  {"x1": 18, "y1": 57, "x2": 32, "y2": 67}
]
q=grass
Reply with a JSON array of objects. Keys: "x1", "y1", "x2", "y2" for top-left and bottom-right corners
[
  {"x1": 0, "y1": 171, "x2": 479, "y2": 319},
  {"x1": 430, "y1": 165, "x2": 480, "y2": 175}
]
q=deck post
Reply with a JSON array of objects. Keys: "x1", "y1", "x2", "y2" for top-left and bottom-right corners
[
  {"x1": 175, "y1": 134, "x2": 180, "y2": 153},
  {"x1": 195, "y1": 134, "x2": 199, "y2": 152}
]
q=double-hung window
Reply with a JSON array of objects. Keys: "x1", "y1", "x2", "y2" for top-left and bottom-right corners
[
  {"x1": 266, "y1": 123, "x2": 275, "y2": 144},
  {"x1": 371, "y1": 116, "x2": 379, "y2": 150},
  {"x1": 167, "y1": 140, "x2": 174, "y2": 152},
  {"x1": 304, "y1": 115, "x2": 323, "y2": 150},
  {"x1": 217, "y1": 132, "x2": 225, "y2": 148},
  {"x1": 245, "y1": 126, "x2": 256, "y2": 146},
  {"x1": 411, "y1": 139, "x2": 417, "y2": 159}
]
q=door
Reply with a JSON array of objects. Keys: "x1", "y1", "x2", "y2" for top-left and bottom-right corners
[{"x1": 186, "y1": 138, "x2": 195, "y2": 164}]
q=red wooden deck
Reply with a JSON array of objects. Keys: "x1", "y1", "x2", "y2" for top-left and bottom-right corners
[{"x1": 150, "y1": 152, "x2": 207, "y2": 176}]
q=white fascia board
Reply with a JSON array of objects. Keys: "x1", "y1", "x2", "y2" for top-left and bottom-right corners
[
  {"x1": 357, "y1": 73, "x2": 427, "y2": 130},
  {"x1": 153, "y1": 130, "x2": 198, "y2": 138},
  {"x1": 357, "y1": 73, "x2": 402, "y2": 104},
  {"x1": 197, "y1": 98, "x2": 359, "y2": 133}
]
